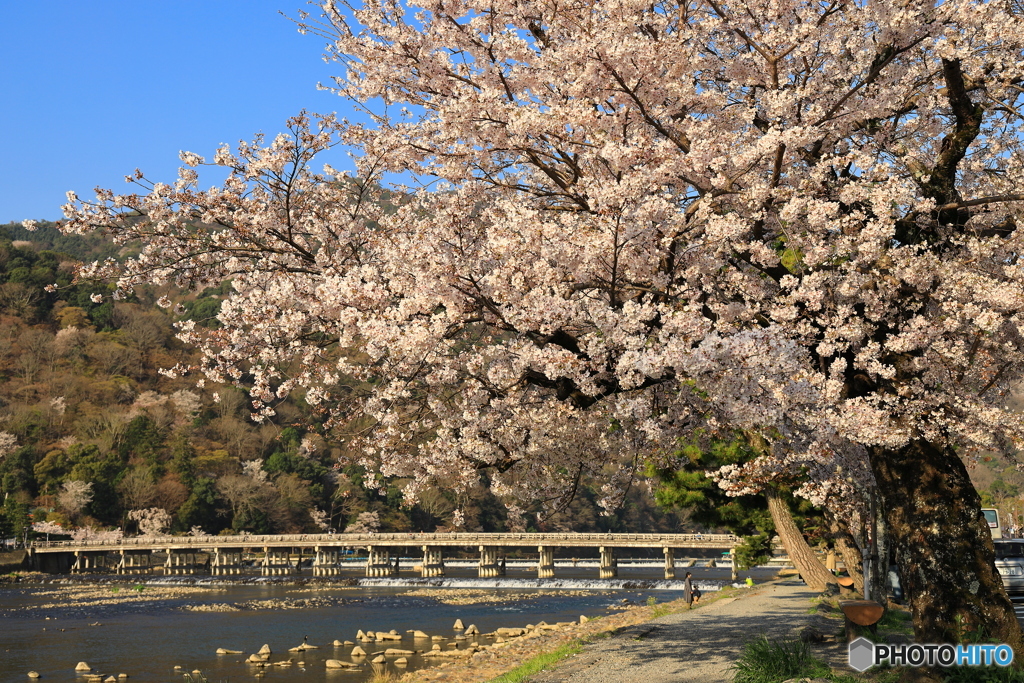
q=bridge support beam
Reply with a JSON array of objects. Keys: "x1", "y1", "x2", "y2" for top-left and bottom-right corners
[
  {"x1": 421, "y1": 546, "x2": 444, "y2": 577},
  {"x1": 366, "y1": 546, "x2": 397, "y2": 577},
  {"x1": 599, "y1": 546, "x2": 617, "y2": 579},
  {"x1": 478, "y1": 546, "x2": 504, "y2": 577},
  {"x1": 313, "y1": 546, "x2": 341, "y2": 576},
  {"x1": 663, "y1": 547, "x2": 675, "y2": 580},
  {"x1": 262, "y1": 547, "x2": 295, "y2": 576},
  {"x1": 212, "y1": 548, "x2": 242, "y2": 575},
  {"x1": 165, "y1": 549, "x2": 200, "y2": 575},
  {"x1": 117, "y1": 549, "x2": 153, "y2": 574},
  {"x1": 72, "y1": 550, "x2": 110, "y2": 573},
  {"x1": 537, "y1": 546, "x2": 554, "y2": 578}
]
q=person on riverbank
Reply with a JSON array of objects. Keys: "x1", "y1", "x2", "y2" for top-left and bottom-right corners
[{"x1": 684, "y1": 572, "x2": 695, "y2": 609}]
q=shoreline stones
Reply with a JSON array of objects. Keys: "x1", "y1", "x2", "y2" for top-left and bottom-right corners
[
  {"x1": 27, "y1": 673, "x2": 40, "y2": 679},
  {"x1": 216, "y1": 648, "x2": 242, "y2": 655},
  {"x1": 75, "y1": 663, "x2": 91, "y2": 672},
  {"x1": 453, "y1": 619, "x2": 464, "y2": 630}
]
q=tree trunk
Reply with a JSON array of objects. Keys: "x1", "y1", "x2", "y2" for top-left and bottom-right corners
[
  {"x1": 765, "y1": 487, "x2": 836, "y2": 592},
  {"x1": 825, "y1": 510, "x2": 864, "y2": 594},
  {"x1": 869, "y1": 439, "x2": 1023, "y2": 649}
]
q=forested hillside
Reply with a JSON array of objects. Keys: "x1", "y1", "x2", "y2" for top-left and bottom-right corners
[{"x1": 0, "y1": 222, "x2": 686, "y2": 541}]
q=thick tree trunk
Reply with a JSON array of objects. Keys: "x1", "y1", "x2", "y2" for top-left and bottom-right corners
[
  {"x1": 825, "y1": 510, "x2": 864, "y2": 594},
  {"x1": 765, "y1": 487, "x2": 836, "y2": 592},
  {"x1": 869, "y1": 439, "x2": 1023, "y2": 649}
]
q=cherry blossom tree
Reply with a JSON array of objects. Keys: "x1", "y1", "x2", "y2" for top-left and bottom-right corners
[
  {"x1": 127, "y1": 507, "x2": 172, "y2": 537},
  {"x1": 31, "y1": 521, "x2": 65, "y2": 540},
  {"x1": 344, "y1": 510, "x2": 381, "y2": 534},
  {"x1": 0, "y1": 432, "x2": 18, "y2": 460},
  {"x1": 58, "y1": 480, "x2": 94, "y2": 520},
  {"x1": 59, "y1": 0, "x2": 1024, "y2": 646}
]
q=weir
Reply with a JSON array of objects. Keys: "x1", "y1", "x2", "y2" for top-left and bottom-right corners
[{"x1": 28, "y1": 531, "x2": 742, "y2": 578}]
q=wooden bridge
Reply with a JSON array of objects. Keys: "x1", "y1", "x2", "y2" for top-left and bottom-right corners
[{"x1": 28, "y1": 531, "x2": 740, "y2": 579}]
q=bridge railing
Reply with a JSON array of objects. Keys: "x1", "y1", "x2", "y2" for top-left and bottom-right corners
[{"x1": 31, "y1": 531, "x2": 739, "y2": 551}]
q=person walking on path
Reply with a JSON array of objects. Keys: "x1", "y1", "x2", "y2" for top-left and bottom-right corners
[{"x1": 684, "y1": 571, "x2": 695, "y2": 609}]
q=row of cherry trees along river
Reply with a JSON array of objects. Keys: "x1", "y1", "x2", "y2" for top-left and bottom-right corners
[{"x1": 12, "y1": 0, "x2": 1024, "y2": 659}]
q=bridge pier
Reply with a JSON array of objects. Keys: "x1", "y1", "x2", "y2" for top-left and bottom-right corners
[
  {"x1": 262, "y1": 547, "x2": 295, "y2": 575},
  {"x1": 663, "y1": 547, "x2": 675, "y2": 579},
  {"x1": 537, "y1": 546, "x2": 554, "y2": 578},
  {"x1": 313, "y1": 547, "x2": 341, "y2": 576},
  {"x1": 599, "y1": 546, "x2": 617, "y2": 579},
  {"x1": 478, "y1": 546, "x2": 504, "y2": 577},
  {"x1": 72, "y1": 550, "x2": 108, "y2": 573},
  {"x1": 164, "y1": 549, "x2": 201, "y2": 575},
  {"x1": 211, "y1": 548, "x2": 243, "y2": 575},
  {"x1": 366, "y1": 546, "x2": 397, "y2": 577},
  {"x1": 421, "y1": 546, "x2": 444, "y2": 577},
  {"x1": 117, "y1": 549, "x2": 153, "y2": 574}
]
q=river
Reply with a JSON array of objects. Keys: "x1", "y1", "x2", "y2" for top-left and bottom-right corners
[{"x1": 0, "y1": 562, "x2": 781, "y2": 683}]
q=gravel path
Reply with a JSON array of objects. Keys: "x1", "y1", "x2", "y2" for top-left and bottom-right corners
[{"x1": 529, "y1": 580, "x2": 828, "y2": 683}]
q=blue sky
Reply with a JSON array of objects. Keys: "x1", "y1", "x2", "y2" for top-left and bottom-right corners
[{"x1": 1, "y1": 1, "x2": 358, "y2": 223}]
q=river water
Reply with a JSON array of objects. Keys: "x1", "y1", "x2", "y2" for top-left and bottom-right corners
[{"x1": 0, "y1": 562, "x2": 780, "y2": 683}]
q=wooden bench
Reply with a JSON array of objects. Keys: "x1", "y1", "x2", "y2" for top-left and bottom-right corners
[{"x1": 839, "y1": 599, "x2": 884, "y2": 642}]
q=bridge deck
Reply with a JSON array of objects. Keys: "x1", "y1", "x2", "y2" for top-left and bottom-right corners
[{"x1": 31, "y1": 532, "x2": 739, "y2": 553}]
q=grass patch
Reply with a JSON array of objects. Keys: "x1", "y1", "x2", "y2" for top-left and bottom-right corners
[
  {"x1": 649, "y1": 604, "x2": 673, "y2": 619},
  {"x1": 368, "y1": 662, "x2": 400, "y2": 683},
  {"x1": 876, "y1": 608, "x2": 913, "y2": 634},
  {"x1": 732, "y1": 636, "x2": 835, "y2": 683},
  {"x1": 487, "y1": 639, "x2": 586, "y2": 683}
]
